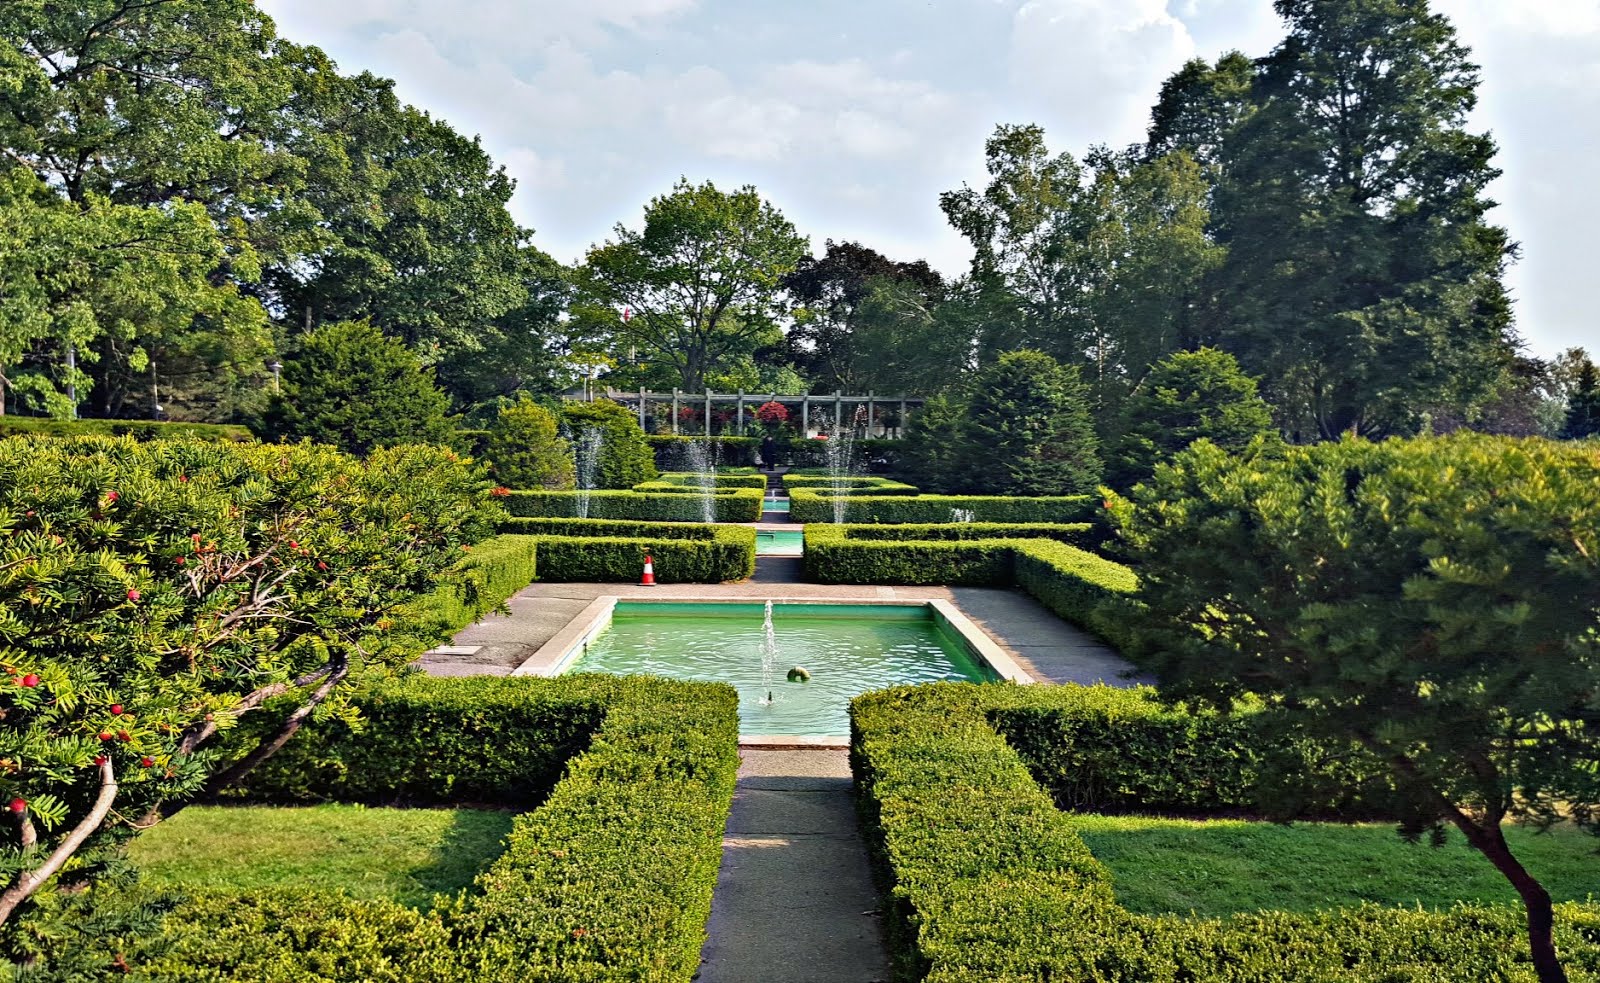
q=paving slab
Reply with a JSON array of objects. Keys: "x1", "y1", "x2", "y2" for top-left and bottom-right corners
[{"x1": 698, "y1": 750, "x2": 888, "y2": 983}]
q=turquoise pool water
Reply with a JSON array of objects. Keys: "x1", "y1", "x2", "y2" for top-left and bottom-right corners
[
  {"x1": 755, "y1": 529, "x2": 804, "y2": 556},
  {"x1": 761, "y1": 498, "x2": 790, "y2": 512},
  {"x1": 565, "y1": 602, "x2": 996, "y2": 736}
]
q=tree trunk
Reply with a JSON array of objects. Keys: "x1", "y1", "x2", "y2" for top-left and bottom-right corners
[
  {"x1": 1452, "y1": 817, "x2": 1567, "y2": 983},
  {"x1": 0, "y1": 759, "x2": 117, "y2": 926}
]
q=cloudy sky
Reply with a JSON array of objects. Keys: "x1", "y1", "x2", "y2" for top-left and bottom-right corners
[{"x1": 256, "y1": 0, "x2": 1598, "y2": 357}]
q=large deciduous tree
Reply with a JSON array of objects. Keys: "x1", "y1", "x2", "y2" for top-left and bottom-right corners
[
  {"x1": 1111, "y1": 434, "x2": 1600, "y2": 983},
  {"x1": 574, "y1": 179, "x2": 807, "y2": 393},
  {"x1": 1201, "y1": 0, "x2": 1516, "y2": 438}
]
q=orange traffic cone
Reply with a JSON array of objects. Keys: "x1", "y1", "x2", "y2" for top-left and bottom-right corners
[{"x1": 640, "y1": 552, "x2": 657, "y2": 587}]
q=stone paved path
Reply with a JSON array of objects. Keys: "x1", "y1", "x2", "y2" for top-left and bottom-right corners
[{"x1": 697, "y1": 750, "x2": 889, "y2": 983}]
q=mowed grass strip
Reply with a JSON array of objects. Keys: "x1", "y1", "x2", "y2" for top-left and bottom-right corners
[
  {"x1": 129, "y1": 804, "x2": 514, "y2": 908},
  {"x1": 1066, "y1": 813, "x2": 1600, "y2": 918}
]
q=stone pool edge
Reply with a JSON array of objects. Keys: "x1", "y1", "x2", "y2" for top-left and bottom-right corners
[{"x1": 509, "y1": 596, "x2": 1034, "y2": 748}]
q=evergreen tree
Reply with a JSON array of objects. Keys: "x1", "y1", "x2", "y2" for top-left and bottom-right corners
[
  {"x1": 560, "y1": 400, "x2": 656, "y2": 489},
  {"x1": 486, "y1": 399, "x2": 574, "y2": 489},
  {"x1": 1560, "y1": 358, "x2": 1600, "y2": 439},
  {"x1": 260, "y1": 321, "x2": 454, "y2": 456},
  {"x1": 962, "y1": 350, "x2": 1100, "y2": 496},
  {"x1": 900, "y1": 391, "x2": 971, "y2": 494},
  {"x1": 1203, "y1": 0, "x2": 1516, "y2": 437},
  {"x1": 1107, "y1": 348, "x2": 1276, "y2": 488}
]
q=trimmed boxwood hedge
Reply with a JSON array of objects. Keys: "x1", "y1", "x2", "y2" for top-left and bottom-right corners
[
  {"x1": 646, "y1": 471, "x2": 769, "y2": 490},
  {"x1": 781, "y1": 474, "x2": 918, "y2": 492},
  {"x1": 841, "y1": 522, "x2": 1091, "y2": 544},
  {"x1": 852, "y1": 683, "x2": 1600, "y2": 983},
  {"x1": 789, "y1": 488, "x2": 1092, "y2": 524},
  {"x1": 804, "y1": 525, "x2": 1136, "y2": 649},
  {"x1": 0, "y1": 417, "x2": 254, "y2": 441},
  {"x1": 492, "y1": 522, "x2": 756, "y2": 583},
  {"x1": 505, "y1": 487, "x2": 764, "y2": 522},
  {"x1": 394, "y1": 534, "x2": 541, "y2": 647},
  {"x1": 160, "y1": 674, "x2": 741, "y2": 982}
]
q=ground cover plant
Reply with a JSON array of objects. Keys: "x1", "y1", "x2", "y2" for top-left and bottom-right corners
[
  {"x1": 1109, "y1": 433, "x2": 1600, "y2": 982},
  {"x1": 852, "y1": 682, "x2": 1600, "y2": 982},
  {"x1": 1063, "y1": 814, "x2": 1599, "y2": 919},
  {"x1": 128, "y1": 804, "x2": 514, "y2": 908},
  {"x1": 0, "y1": 434, "x2": 496, "y2": 940}
]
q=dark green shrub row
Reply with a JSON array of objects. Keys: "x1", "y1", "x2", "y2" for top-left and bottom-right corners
[
  {"x1": 393, "y1": 535, "x2": 541, "y2": 649},
  {"x1": 843, "y1": 522, "x2": 1091, "y2": 544},
  {"x1": 505, "y1": 487, "x2": 764, "y2": 522},
  {"x1": 804, "y1": 527, "x2": 1135, "y2": 650},
  {"x1": 781, "y1": 474, "x2": 918, "y2": 491},
  {"x1": 0, "y1": 417, "x2": 254, "y2": 441},
  {"x1": 498, "y1": 517, "x2": 717, "y2": 539},
  {"x1": 171, "y1": 675, "x2": 741, "y2": 982},
  {"x1": 647, "y1": 434, "x2": 759, "y2": 468},
  {"x1": 648, "y1": 471, "x2": 769, "y2": 489},
  {"x1": 851, "y1": 683, "x2": 1600, "y2": 982},
  {"x1": 789, "y1": 489, "x2": 1092, "y2": 524},
  {"x1": 524, "y1": 527, "x2": 755, "y2": 583}
]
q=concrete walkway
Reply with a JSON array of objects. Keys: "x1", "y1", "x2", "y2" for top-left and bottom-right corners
[{"x1": 698, "y1": 750, "x2": 888, "y2": 983}]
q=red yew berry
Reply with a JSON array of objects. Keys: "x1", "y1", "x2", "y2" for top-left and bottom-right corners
[
  {"x1": 117, "y1": 730, "x2": 131, "y2": 742},
  {"x1": 93, "y1": 755, "x2": 107, "y2": 766},
  {"x1": 140, "y1": 757, "x2": 153, "y2": 768},
  {"x1": 105, "y1": 491, "x2": 119, "y2": 502},
  {"x1": 110, "y1": 705, "x2": 123, "y2": 716},
  {"x1": 127, "y1": 589, "x2": 140, "y2": 602},
  {"x1": 8, "y1": 799, "x2": 23, "y2": 814},
  {"x1": 175, "y1": 557, "x2": 186, "y2": 566},
  {"x1": 19, "y1": 674, "x2": 38, "y2": 688},
  {"x1": 99, "y1": 731, "x2": 113, "y2": 742},
  {"x1": 178, "y1": 475, "x2": 189, "y2": 483},
  {"x1": 317, "y1": 561, "x2": 328, "y2": 571}
]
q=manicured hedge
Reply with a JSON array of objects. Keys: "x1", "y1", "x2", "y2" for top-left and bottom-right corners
[
  {"x1": 647, "y1": 434, "x2": 759, "y2": 468},
  {"x1": 648, "y1": 471, "x2": 769, "y2": 490},
  {"x1": 505, "y1": 487, "x2": 764, "y2": 522},
  {"x1": 789, "y1": 489, "x2": 1092, "y2": 524},
  {"x1": 168, "y1": 674, "x2": 741, "y2": 982},
  {"x1": 781, "y1": 474, "x2": 918, "y2": 492},
  {"x1": 804, "y1": 526, "x2": 1136, "y2": 650},
  {"x1": 395, "y1": 534, "x2": 541, "y2": 647},
  {"x1": 852, "y1": 683, "x2": 1600, "y2": 983},
  {"x1": 842, "y1": 522, "x2": 1091, "y2": 544},
  {"x1": 489, "y1": 523, "x2": 755, "y2": 583},
  {"x1": 0, "y1": 417, "x2": 254, "y2": 441}
]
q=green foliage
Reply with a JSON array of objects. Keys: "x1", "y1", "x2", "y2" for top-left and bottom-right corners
[
  {"x1": 648, "y1": 472, "x2": 768, "y2": 490},
  {"x1": 561, "y1": 400, "x2": 657, "y2": 489},
  {"x1": 395, "y1": 535, "x2": 540, "y2": 650},
  {"x1": 1107, "y1": 347, "x2": 1276, "y2": 488},
  {"x1": 900, "y1": 392, "x2": 970, "y2": 493},
  {"x1": 787, "y1": 489, "x2": 1091, "y2": 525},
  {"x1": 1561, "y1": 358, "x2": 1600, "y2": 439},
  {"x1": 260, "y1": 321, "x2": 455, "y2": 455},
  {"x1": 500, "y1": 526, "x2": 755, "y2": 583},
  {"x1": 485, "y1": 399, "x2": 574, "y2": 490},
  {"x1": 505, "y1": 488, "x2": 764, "y2": 523},
  {"x1": 0, "y1": 435, "x2": 495, "y2": 933},
  {"x1": 123, "y1": 674, "x2": 741, "y2": 982},
  {"x1": 574, "y1": 179, "x2": 807, "y2": 391},
  {"x1": 962, "y1": 350, "x2": 1101, "y2": 496},
  {"x1": 129, "y1": 804, "x2": 513, "y2": 907},
  {"x1": 1111, "y1": 433, "x2": 1600, "y2": 978},
  {"x1": 780, "y1": 475, "x2": 916, "y2": 491},
  {"x1": 0, "y1": 419, "x2": 253, "y2": 442},
  {"x1": 646, "y1": 435, "x2": 759, "y2": 469},
  {"x1": 1199, "y1": 0, "x2": 1515, "y2": 437},
  {"x1": 852, "y1": 682, "x2": 1600, "y2": 982}
]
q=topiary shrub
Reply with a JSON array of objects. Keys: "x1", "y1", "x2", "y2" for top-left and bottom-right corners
[
  {"x1": 485, "y1": 398, "x2": 574, "y2": 490},
  {"x1": 562, "y1": 400, "x2": 657, "y2": 488}
]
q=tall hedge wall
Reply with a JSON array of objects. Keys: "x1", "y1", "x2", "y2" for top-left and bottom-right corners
[
  {"x1": 158, "y1": 674, "x2": 741, "y2": 982},
  {"x1": 852, "y1": 682, "x2": 1600, "y2": 982},
  {"x1": 505, "y1": 487, "x2": 764, "y2": 522},
  {"x1": 789, "y1": 488, "x2": 1092, "y2": 524}
]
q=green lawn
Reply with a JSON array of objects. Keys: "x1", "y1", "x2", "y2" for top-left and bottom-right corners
[
  {"x1": 1066, "y1": 813, "x2": 1600, "y2": 918},
  {"x1": 129, "y1": 804, "x2": 515, "y2": 908}
]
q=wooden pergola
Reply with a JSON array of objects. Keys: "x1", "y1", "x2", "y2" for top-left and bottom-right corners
[{"x1": 597, "y1": 389, "x2": 927, "y2": 438}]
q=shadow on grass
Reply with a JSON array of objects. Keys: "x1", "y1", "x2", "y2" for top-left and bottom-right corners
[{"x1": 406, "y1": 807, "x2": 518, "y2": 907}]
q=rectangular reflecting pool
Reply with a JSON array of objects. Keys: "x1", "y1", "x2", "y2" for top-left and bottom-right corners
[
  {"x1": 561, "y1": 601, "x2": 1005, "y2": 738},
  {"x1": 761, "y1": 498, "x2": 790, "y2": 513}
]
